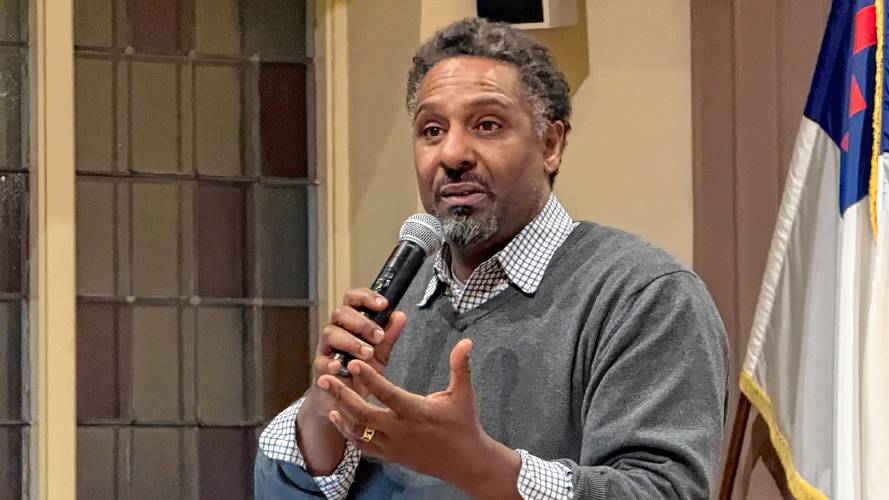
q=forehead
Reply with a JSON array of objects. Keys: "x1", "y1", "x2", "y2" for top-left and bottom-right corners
[{"x1": 416, "y1": 56, "x2": 526, "y2": 110}]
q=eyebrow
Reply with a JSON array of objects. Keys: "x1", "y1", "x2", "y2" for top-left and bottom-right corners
[
  {"x1": 413, "y1": 103, "x2": 436, "y2": 122},
  {"x1": 413, "y1": 96, "x2": 512, "y2": 123}
]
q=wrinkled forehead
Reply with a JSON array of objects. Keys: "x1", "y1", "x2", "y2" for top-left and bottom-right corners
[{"x1": 414, "y1": 56, "x2": 529, "y2": 115}]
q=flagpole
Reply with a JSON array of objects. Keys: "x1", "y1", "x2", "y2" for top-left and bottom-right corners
[{"x1": 719, "y1": 394, "x2": 751, "y2": 500}]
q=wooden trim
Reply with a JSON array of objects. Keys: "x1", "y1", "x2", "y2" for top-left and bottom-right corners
[
  {"x1": 29, "y1": 0, "x2": 77, "y2": 497},
  {"x1": 315, "y1": 0, "x2": 351, "y2": 334},
  {"x1": 720, "y1": 394, "x2": 751, "y2": 500}
]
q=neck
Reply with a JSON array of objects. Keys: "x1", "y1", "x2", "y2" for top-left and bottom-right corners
[{"x1": 448, "y1": 239, "x2": 507, "y2": 282}]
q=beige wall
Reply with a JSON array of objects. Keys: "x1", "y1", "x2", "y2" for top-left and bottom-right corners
[
  {"x1": 343, "y1": 0, "x2": 693, "y2": 287},
  {"x1": 553, "y1": 1, "x2": 693, "y2": 264},
  {"x1": 346, "y1": 1, "x2": 421, "y2": 286}
]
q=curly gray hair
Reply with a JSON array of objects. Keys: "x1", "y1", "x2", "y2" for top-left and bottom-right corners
[{"x1": 406, "y1": 17, "x2": 571, "y2": 138}]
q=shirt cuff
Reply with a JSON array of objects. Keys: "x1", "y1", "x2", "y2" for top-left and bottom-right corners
[
  {"x1": 258, "y1": 397, "x2": 362, "y2": 500},
  {"x1": 515, "y1": 449, "x2": 574, "y2": 500}
]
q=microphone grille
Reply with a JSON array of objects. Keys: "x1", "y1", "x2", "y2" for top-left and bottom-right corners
[{"x1": 399, "y1": 213, "x2": 443, "y2": 255}]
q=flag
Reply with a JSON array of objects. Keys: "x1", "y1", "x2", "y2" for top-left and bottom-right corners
[{"x1": 740, "y1": 0, "x2": 889, "y2": 498}]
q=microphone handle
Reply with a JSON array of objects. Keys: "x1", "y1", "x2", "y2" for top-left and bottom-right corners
[{"x1": 331, "y1": 240, "x2": 427, "y2": 377}]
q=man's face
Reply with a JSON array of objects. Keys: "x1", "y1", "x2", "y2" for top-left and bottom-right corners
[{"x1": 412, "y1": 56, "x2": 563, "y2": 251}]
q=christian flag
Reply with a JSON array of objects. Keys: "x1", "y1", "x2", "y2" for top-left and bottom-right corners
[{"x1": 740, "y1": 0, "x2": 889, "y2": 498}]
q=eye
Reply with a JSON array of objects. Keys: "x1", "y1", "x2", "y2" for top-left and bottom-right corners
[
  {"x1": 422, "y1": 125, "x2": 444, "y2": 138},
  {"x1": 476, "y1": 120, "x2": 502, "y2": 133}
]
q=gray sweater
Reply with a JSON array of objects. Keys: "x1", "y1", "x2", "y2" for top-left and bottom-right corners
[{"x1": 255, "y1": 222, "x2": 728, "y2": 499}]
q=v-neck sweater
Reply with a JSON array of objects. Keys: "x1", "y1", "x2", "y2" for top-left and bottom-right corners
[{"x1": 257, "y1": 222, "x2": 728, "y2": 499}]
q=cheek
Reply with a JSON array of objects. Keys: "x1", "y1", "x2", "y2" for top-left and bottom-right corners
[
  {"x1": 491, "y1": 151, "x2": 547, "y2": 200},
  {"x1": 414, "y1": 144, "x2": 435, "y2": 165},
  {"x1": 414, "y1": 161, "x2": 434, "y2": 186}
]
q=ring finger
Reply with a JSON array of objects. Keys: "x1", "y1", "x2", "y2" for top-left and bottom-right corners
[{"x1": 328, "y1": 409, "x2": 387, "y2": 456}]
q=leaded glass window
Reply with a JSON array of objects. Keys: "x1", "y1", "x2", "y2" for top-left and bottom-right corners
[
  {"x1": 0, "y1": 0, "x2": 29, "y2": 495},
  {"x1": 74, "y1": 1, "x2": 314, "y2": 497}
]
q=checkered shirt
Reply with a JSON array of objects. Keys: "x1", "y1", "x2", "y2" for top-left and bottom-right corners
[
  {"x1": 258, "y1": 193, "x2": 577, "y2": 499},
  {"x1": 418, "y1": 193, "x2": 578, "y2": 313},
  {"x1": 258, "y1": 398, "x2": 361, "y2": 499}
]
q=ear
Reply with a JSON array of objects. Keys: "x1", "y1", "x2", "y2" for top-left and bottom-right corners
[{"x1": 542, "y1": 120, "x2": 566, "y2": 177}]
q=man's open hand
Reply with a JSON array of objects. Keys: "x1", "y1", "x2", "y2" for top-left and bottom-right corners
[{"x1": 316, "y1": 339, "x2": 522, "y2": 499}]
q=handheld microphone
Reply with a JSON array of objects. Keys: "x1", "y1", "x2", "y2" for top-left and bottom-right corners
[{"x1": 331, "y1": 213, "x2": 442, "y2": 377}]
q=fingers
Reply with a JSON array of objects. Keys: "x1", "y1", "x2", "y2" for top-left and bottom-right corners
[
  {"x1": 331, "y1": 304, "x2": 386, "y2": 345},
  {"x1": 313, "y1": 288, "x2": 391, "y2": 377},
  {"x1": 347, "y1": 360, "x2": 420, "y2": 416},
  {"x1": 318, "y1": 374, "x2": 393, "y2": 436},
  {"x1": 327, "y1": 410, "x2": 386, "y2": 457},
  {"x1": 313, "y1": 355, "x2": 352, "y2": 379},
  {"x1": 373, "y1": 311, "x2": 408, "y2": 366},
  {"x1": 342, "y1": 287, "x2": 388, "y2": 311},
  {"x1": 318, "y1": 324, "x2": 376, "y2": 360},
  {"x1": 446, "y1": 339, "x2": 473, "y2": 395}
]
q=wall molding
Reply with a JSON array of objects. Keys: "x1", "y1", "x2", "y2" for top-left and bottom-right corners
[{"x1": 29, "y1": 0, "x2": 77, "y2": 496}]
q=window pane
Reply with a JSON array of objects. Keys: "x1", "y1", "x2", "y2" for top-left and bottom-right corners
[
  {"x1": 255, "y1": 186, "x2": 308, "y2": 298},
  {"x1": 0, "y1": 427, "x2": 22, "y2": 499},
  {"x1": 74, "y1": 0, "x2": 112, "y2": 47},
  {"x1": 131, "y1": 428, "x2": 193, "y2": 499},
  {"x1": 132, "y1": 62, "x2": 179, "y2": 174},
  {"x1": 132, "y1": 306, "x2": 181, "y2": 421},
  {"x1": 0, "y1": 301, "x2": 21, "y2": 421},
  {"x1": 75, "y1": 57, "x2": 114, "y2": 172},
  {"x1": 244, "y1": 0, "x2": 305, "y2": 62},
  {"x1": 77, "y1": 304, "x2": 121, "y2": 420},
  {"x1": 115, "y1": 61, "x2": 129, "y2": 173},
  {"x1": 197, "y1": 307, "x2": 246, "y2": 422},
  {"x1": 259, "y1": 63, "x2": 307, "y2": 178},
  {"x1": 0, "y1": 51, "x2": 23, "y2": 170},
  {"x1": 77, "y1": 179, "x2": 116, "y2": 295},
  {"x1": 195, "y1": 0, "x2": 240, "y2": 56},
  {"x1": 195, "y1": 65, "x2": 241, "y2": 177},
  {"x1": 198, "y1": 428, "x2": 254, "y2": 499},
  {"x1": 126, "y1": 0, "x2": 193, "y2": 55},
  {"x1": 261, "y1": 307, "x2": 309, "y2": 419},
  {"x1": 116, "y1": 180, "x2": 131, "y2": 296},
  {"x1": 195, "y1": 182, "x2": 247, "y2": 298},
  {"x1": 133, "y1": 182, "x2": 181, "y2": 297},
  {"x1": 77, "y1": 427, "x2": 117, "y2": 499},
  {"x1": 0, "y1": 0, "x2": 22, "y2": 43},
  {"x1": 0, "y1": 173, "x2": 25, "y2": 294}
]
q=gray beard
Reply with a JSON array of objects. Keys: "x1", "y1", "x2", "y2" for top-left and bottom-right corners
[{"x1": 438, "y1": 206, "x2": 498, "y2": 249}]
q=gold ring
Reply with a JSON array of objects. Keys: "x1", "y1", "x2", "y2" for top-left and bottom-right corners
[{"x1": 360, "y1": 427, "x2": 375, "y2": 442}]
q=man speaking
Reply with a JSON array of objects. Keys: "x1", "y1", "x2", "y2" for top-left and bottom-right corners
[{"x1": 255, "y1": 18, "x2": 728, "y2": 499}]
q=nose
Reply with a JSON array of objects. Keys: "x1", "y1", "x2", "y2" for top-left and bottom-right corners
[{"x1": 438, "y1": 126, "x2": 475, "y2": 178}]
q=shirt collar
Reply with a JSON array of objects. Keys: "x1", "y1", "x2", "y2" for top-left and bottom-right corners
[{"x1": 418, "y1": 193, "x2": 576, "y2": 306}]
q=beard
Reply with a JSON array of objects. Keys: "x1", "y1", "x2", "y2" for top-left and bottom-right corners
[
  {"x1": 431, "y1": 173, "x2": 499, "y2": 250},
  {"x1": 428, "y1": 168, "x2": 550, "y2": 251},
  {"x1": 435, "y1": 203, "x2": 499, "y2": 250}
]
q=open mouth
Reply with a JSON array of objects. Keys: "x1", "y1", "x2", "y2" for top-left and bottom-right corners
[{"x1": 438, "y1": 183, "x2": 488, "y2": 207}]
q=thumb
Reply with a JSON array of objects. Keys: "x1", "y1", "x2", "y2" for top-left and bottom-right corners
[{"x1": 447, "y1": 339, "x2": 473, "y2": 395}]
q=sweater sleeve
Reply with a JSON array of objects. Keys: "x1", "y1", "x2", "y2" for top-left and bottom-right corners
[{"x1": 563, "y1": 271, "x2": 728, "y2": 499}]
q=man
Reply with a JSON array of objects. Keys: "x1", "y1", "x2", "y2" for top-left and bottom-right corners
[{"x1": 256, "y1": 17, "x2": 727, "y2": 499}]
